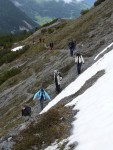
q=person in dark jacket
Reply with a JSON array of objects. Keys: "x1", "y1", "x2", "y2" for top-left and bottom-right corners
[
  {"x1": 22, "y1": 105, "x2": 31, "y2": 116},
  {"x1": 21, "y1": 105, "x2": 31, "y2": 121},
  {"x1": 68, "y1": 40, "x2": 76, "y2": 56},
  {"x1": 54, "y1": 70, "x2": 62, "y2": 93},
  {"x1": 49, "y1": 42, "x2": 54, "y2": 50},
  {"x1": 33, "y1": 87, "x2": 51, "y2": 110},
  {"x1": 75, "y1": 53, "x2": 84, "y2": 74},
  {"x1": 39, "y1": 38, "x2": 42, "y2": 43}
]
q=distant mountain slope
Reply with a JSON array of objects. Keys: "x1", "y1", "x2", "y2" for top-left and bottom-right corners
[
  {"x1": 0, "y1": 0, "x2": 37, "y2": 35},
  {"x1": 11, "y1": 0, "x2": 89, "y2": 25}
]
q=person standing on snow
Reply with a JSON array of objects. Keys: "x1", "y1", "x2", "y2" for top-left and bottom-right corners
[
  {"x1": 68, "y1": 39, "x2": 76, "y2": 57},
  {"x1": 75, "y1": 53, "x2": 84, "y2": 74},
  {"x1": 54, "y1": 70, "x2": 63, "y2": 93},
  {"x1": 33, "y1": 87, "x2": 51, "y2": 110}
]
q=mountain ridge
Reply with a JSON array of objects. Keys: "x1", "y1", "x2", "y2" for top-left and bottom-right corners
[
  {"x1": 11, "y1": 0, "x2": 90, "y2": 25},
  {"x1": 0, "y1": 0, "x2": 38, "y2": 35}
]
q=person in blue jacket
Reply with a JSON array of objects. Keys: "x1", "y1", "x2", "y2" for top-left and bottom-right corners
[{"x1": 33, "y1": 87, "x2": 51, "y2": 110}]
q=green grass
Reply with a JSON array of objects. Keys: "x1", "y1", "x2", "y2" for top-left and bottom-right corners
[
  {"x1": 0, "y1": 67, "x2": 21, "y2": 85},
  {"x1": 35, "y1": 15, "x2": 52, "y2": 26},
  {"x1": 13, "y1": 104, "x2": 70, "y2": 150},
  {"x1": 0, "y1": 95, "x2": 27, "y2": 137},
  {"x1": 0, "y1": 45, "x2": 29, "y2": 66}
]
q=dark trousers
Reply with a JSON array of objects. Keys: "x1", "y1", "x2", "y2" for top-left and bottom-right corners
[
  {"x1": 77, "y1": 63, "x2": 82, "y2": 74},
  {"x1": 40, "y1": 98, "x2": 44, "y2": 110},
  {"x1": 70, "y1": 48, "x2": 74, "y2": 56},
  {"x1": 55, "y1": 84, "x2": 61, "y2": 93}
]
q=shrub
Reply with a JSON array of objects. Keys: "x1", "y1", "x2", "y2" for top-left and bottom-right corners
[
  {"x1": 48, "y1": 28, "x2": 54, "y2": 34},
  {"x1": 41, "y1": 18, "x2": 58, "y2": 28},
  {"x1": 0, "y1": 67, "x2": 21, "y2": 85},
  {"x1": 14, "y1": 105, "x2": 69, "y2": 150},
  {"x1": 55, "y1": 23, "x2": 66, "y2": 30},
  {"x1": 94, "y1": 0, "x2": 106, "y2": 6},
  {"x1": 41, "y1": 28, "x2": 47, "y2": 34},
  {"x1": 81, "y1": 9, "x2": 90, "y2": 15},
  {"x1": 0, "y1": 32, "x2": 31, "y2": 49},
  {"x1": 0, "y1": 45, "x2": 29, "y2": 65}
]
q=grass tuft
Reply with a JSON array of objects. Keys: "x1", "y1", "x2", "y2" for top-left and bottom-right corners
[{"x1": 13, "y1": 105, "x2": 70, "y2": 150}]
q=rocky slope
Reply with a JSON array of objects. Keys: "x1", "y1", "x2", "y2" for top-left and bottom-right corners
[{"x1": 0, "y1": 0, "x2": 113, "y2": 149}]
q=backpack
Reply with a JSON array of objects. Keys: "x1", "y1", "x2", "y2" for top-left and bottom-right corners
[{"x1": 58, "y1": 72, "x2": 62, "y2": 81}]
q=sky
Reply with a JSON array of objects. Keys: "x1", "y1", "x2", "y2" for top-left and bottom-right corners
[
  {"x1": 63, "y1": 0, "x2": 81, "y2": 2},
  {"x1": 41, "y1": 42, "x2": 113, "y2": 150},
  {"x1": 58, "y1": 0, "x2": 82, "y2": 3},
  {"x1": 62, "y1": 0, "x2": 96, "y2": 6}
]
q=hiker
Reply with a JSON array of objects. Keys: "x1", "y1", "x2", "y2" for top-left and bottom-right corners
[
  {"x1": 21, "y1": 105, "x2": 31, "y2": 121},
  {"x1": 33, "y1": 87, "x2": 51, "y2": 110},
  {"x1": 54, "y1": 70, "x2": 62, "y2": 93},
  {"x1": 75, "y1": 53, "x2": 84, "y2": 74},
  {"x1": 32, "y1": 39, "x2": 35, "y2": 45},
  {"x1": 39, "y1": 38, "x2": 42, "y2": 43},
  {"x1": 68, "y1": 40, "x2": 76, "y2": 56},
  {"x1": 49, "y1": 42, "x2": 54, "y2": 50}
]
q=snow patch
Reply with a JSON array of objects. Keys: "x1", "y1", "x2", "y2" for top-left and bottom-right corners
[
  {"x1": 11, "y1": 46, "x2": 24, "y2": 51},
  {"x1": 41, "y1": 42, "x2": 113, "y2": 149},
  {"x1": 45, "y1": 139, "x2": 68, "y2": 150},
  {"x1": 94, "y1": 42, "x2": 113, "y2": 60}
]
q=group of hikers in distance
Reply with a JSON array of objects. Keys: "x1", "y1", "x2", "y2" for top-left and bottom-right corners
[
  {"x1": 22, "y1": 38, "x2": 84, "y2": 121},
  {"x1": 33, "y1": 37, "x2": 54, "y2": 50}
]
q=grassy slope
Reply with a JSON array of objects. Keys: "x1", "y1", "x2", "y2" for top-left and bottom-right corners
[{"x1": 0, "y1": 0, "x2": 113, "y2": 148}]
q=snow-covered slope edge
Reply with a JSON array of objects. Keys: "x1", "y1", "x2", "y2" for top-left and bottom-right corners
[
  {"x1": 66, "y1": 51, "x2": 113, "y2": 150},
  {"x1": 42, "y1": 43, "x2": 113, "y2": 150}
]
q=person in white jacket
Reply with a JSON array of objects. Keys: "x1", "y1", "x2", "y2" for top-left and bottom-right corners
[
  {"x1": 54, "y1": 70, "x2": 62, "y2": 93},
  {"x1": 75, "y1": 53, "x2": 84, "y2": 74}
]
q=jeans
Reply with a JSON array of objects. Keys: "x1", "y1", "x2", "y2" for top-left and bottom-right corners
[
  {"x1": 55, "y1": 84, "x2": 61, "y2": 93},
  {"x1": 70, "y1": 48, "x2": 74, "y2": 56},
  {"x1": 77, "y1": 63, "x2": 82, "y2": 74},
  {"x1": 40, "y1": 98, "x2": 44, "y2": 110}
]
